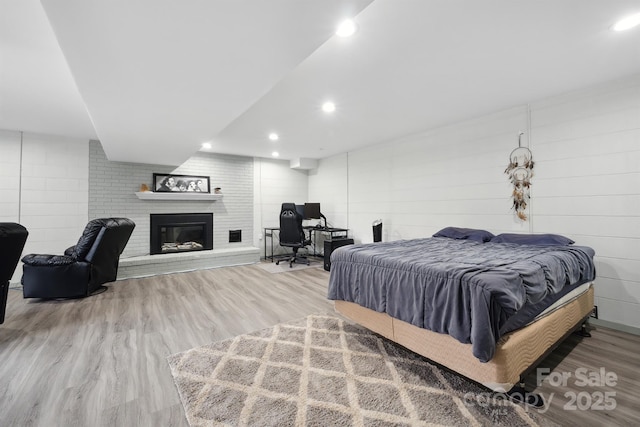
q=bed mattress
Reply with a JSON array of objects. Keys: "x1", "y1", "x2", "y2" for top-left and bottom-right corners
[
  {"x1": 328, "y1": 237, "x2": 596, "y2": 362},
  {"x1": 500, "y1": 279, "x2": 592, "y2": 335}
]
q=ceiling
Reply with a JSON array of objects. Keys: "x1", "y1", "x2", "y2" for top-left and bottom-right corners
[{"x1": 2, "y1": 1, "x2": 640, "y2": 167}]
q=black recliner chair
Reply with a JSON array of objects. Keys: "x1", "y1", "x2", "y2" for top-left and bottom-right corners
[
  {"x1": 0, "y1": 223, "x2": 29, "y2": 324},
  {"x1": 21, "y1": 218, "x2": 135, "y2": 299},
  {"x1": 276, "y1": 203, "x2": 311, "y2": 268}
]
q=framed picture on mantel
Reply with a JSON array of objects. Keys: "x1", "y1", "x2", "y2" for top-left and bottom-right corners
[{"x1": 153, "y1": 173, "x2": 210, "y2": 193}]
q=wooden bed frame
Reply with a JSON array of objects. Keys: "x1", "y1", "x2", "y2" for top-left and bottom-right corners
[{"x1": 335, "y1": 284, "x2": 594, "y2": 393}]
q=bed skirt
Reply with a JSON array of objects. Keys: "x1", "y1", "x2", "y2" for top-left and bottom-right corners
[{"x1": 334, "y1": 284, "x2": 594, "y2": 392}]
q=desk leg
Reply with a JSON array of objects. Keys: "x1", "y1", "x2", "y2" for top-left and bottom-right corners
[
  {"x1": 312, "y1": 229, "x2": 316, "y2": 257},
  {"x1": 264, "y1": 229, "x2": 276, "y2": 262}
]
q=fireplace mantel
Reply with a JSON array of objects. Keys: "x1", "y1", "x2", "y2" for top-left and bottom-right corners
[{"x1": 135, "y1": 192, "x2": 223, "y2": 201}]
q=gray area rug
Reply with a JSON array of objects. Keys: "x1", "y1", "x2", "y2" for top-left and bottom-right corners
[{"x1": 168, "y1": 314, "x2": 553, "y2": 426}]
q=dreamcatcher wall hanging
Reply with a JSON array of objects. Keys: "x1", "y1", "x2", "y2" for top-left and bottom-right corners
[{"x1": 505, "y1": 131, "x2": 534, "y2": 221}]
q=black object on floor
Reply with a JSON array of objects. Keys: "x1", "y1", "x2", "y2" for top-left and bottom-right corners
[
  {"x1": 324, "y1": 238, "x2": 354, "y2": 271},
  {"x1": 0, "y1": 223, "x2": 29, "y2": 323}
]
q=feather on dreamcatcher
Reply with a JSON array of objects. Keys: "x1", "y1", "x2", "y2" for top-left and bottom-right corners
[{"x1": 505, "y1": 132, "x2": 534, "y2": 221}]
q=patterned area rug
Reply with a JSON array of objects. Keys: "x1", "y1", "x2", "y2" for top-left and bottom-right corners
[{"x1": 168, "y1": 315, "x2": 553, "y2": 426}]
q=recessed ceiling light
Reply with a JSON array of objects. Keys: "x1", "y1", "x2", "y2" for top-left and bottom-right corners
[
  {"x1": 336, "y1": 19, "x2": 357, "y2": 37},
  {"x1": 201, "y1": 142, "x2": 212, "y2": 149},
  {"x1": 322, "y1": 101, "x2": 336, "y2": 113},
  {"x1": 612, "y1": 12, "x2": 640, "y2": 31},
  {"x1": 268, "y1": 132, "x2": 279, "y2": 141},
  {"x1": 271, "y1": 151, "x2": 279, "y2": 157}
]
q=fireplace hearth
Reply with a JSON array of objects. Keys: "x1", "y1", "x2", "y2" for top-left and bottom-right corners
[{"x1": 150, "y1": 213, "x2": 213, "y2": 255}]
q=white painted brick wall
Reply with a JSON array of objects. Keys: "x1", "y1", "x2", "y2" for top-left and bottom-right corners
[
  {"x1": 20, "y1": 133, "x2": 89, "y2": 252},
  {"x1": 0, "y1": 130, "x2": 21, "y2": 222},
  {"x1": 89, "y1": 141, "x2": 254, "y2": 258},
  {"x1": 1, "y1": 132, "x2": 90, "y2": 283},
  {"x1": 2, "y1": 135, "x2": 258, "y2": 284}
]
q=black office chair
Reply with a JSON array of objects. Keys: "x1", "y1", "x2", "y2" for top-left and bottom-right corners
[
  {"x1": 276, "y1": 203, "x2": 311, "y2": 268},
  {"x1": 0, "y1": 223, "x2": 29, "y2": 324}
]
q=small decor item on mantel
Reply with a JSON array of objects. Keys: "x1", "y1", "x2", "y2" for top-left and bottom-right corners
[
  {"x1": 504, "y1": 131, "x2": 534, "y2": 221},
  {"x1": 140, "y1": 183, "x2": 150, "y2": 192},
  {"x1": 214, "y1": 187, "x2": 222, "y2": 194}
]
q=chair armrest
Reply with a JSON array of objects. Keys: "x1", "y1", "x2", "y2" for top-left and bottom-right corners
[
  {"x1": 64, "y1": 246, "x2": 76, "y2": 256},
  {"x1": 21, "y1": 254, "x2": 76, "y2": 266}
]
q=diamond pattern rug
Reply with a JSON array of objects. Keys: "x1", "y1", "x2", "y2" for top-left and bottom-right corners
[{"x1": 168, "y1": 314, "x2": 553, "y2": 426}]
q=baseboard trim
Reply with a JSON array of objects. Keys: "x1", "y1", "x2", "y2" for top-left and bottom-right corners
[{"x1": 590, "y1": 318, "x2": 640, "y2": 336}]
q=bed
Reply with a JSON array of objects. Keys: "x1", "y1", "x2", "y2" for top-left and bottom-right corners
[{"x1": 328, "y1": 229, "x2": 596, "y2": 393}]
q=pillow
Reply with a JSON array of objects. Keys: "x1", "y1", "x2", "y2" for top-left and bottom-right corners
[
  {"x1": 490, "y1": 233, "x2": 574, "y2": 246},
  {"x1": 432, "y1": 227, "x2": 495, "y2": 243}
]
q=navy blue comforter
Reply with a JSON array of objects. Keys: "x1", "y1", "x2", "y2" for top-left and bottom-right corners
[{"x1": 327, "y1": 237, "x2": 595, "y2": 362}]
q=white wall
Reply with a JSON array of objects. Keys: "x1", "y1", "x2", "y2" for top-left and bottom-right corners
[
  {"x1": 4, "y1": 75, "x2": 637, "y2": 328},
  {"x1": 253, "y1": 158, "x2": 308, "y2": 257},
  {"x1": 310, "y1": 74, "x2": 640, "y2": 329},
  {"x1": 0, "y1": 131, "x2": 89, "y2": 283},
  {"x1": 529, "y1": 74, "x2": 640, "y2": 329},
  {"x1": 308, "y1": 154, "x2": 349, "y2": 230},
  {"x1": 0, "y1": 130, "x2": 21, "y2": 222},
  {"x1": 309, "y1": 106, "x2": 532, "y2": 243},
  {"x1": 3, "y1": 133, "x2": 258, "y2": 285},
  {"x1": 89, "y1": 141, "x2": 254, "y2": 257}
]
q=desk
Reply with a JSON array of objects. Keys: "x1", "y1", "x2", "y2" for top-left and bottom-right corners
[
  {"x1": 306, "y1": 227, "x2": 349, "y2": 258},
  {"x1": 263, "y1": 226, "x2": 349, "y2": 261}
]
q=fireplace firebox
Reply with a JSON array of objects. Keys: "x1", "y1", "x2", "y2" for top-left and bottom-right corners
[{"x1": 150, "y1": 213, "x2": 213, "y2": 255}]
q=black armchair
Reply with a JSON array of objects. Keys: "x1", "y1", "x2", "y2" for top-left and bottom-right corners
[
  {"x1": 21, "y1": 218, "x2": 135, "y2": 299},
  {"x1": 276, "y1": 203, "x2": 311, "y2": 268},
  {"x1": 0, "y1": 223, "x2": 29, "y2": 324}
]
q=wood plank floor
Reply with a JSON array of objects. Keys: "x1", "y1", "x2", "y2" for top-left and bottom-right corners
[{"x1": 1, "y1": 262, "x2": 638, "y2": 426}]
